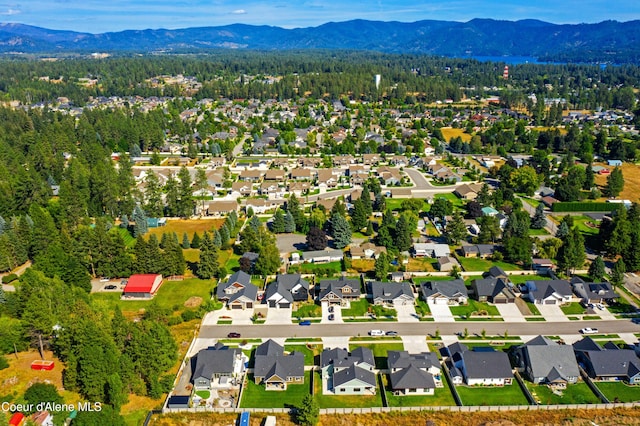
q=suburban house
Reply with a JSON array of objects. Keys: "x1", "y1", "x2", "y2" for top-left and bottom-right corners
[
  {"x1": 239, "y1": 169, "x2": 263, "y2": 182},
  {"x1": 420, "y1": 279, "x2": 468, "y2": 305},
  {"x1": 231, "y1": 181, "x2": 254, "y2": 197},
  {"x1": 123, "y1": 274, "x2": 163, "y2": 298},
  {"x1": 216, "y1": 271, "x2": 258, "y2": 310},
  {"x1": 532, "y1": 258, "x2": 555, "y2": 273},
  {"x1": 253, "y1": 339, "x2": 305, "y2": 390},
  {"x1": 460, "y1": 244, "x2": 497, "y2": 259},
  {"x1": 350, "y1": 242, "x2": 387, "y2": 260},
  {"x1": 290, "y1": 168, "x2": 314, "y2": 180},
  {"x1": 437, "y1": 256, "x2": 460, "y2": 272},
  {"x1": 369, "y1": 281, "x2": 415, "y2": 305},
  {"x1": 444, "y1": 343, "x2": 514, "y2": 386},
  {"x1": 524, "y1": 280, "x2": 573, "y2": 305},
  {"x1": 413, "y1": 243, "x2": 451, "y2": 258},
  {"x1": 320, "y1": 347, "x2": 376, "y2": 395},
  {"x1": 471, "y1": 278, "x2": 516, "y2": 303},
  {"x1": 454, "y1": 183, "x2": 482, "y2": 200},
  {"x1": 570, "y1": 277, "x2": 619, "y2": 305},
  {"x1": 318, "y1": 277, "x2": 361, "y2": 307},
  {"x1": 206, "y1": 200, "x2": 239, "y2": 216},
  {"x1": 265, "y1": 169, "x2": 286, "y2": 181},
  {"x1": 573, "y1": 338, "x2": 640, "y2": 384},
  {"x1": 301, "y1": 248, "x2": 343, "y2": 264},
  {"x1": 513, "y1": 336, "x2": 579, "y2": 386},
  {"x1": 245, "y1": 198, "x2": 281, "y2": 214},
  {"x1": 259, "y1": 182, "x2": 285, "y2": 198},
  {"x1": 387, "y1": 350, "x2": 441, "y2": 396},
  {"x1": 192, "y1": 343, "x2": 247, "y2": 390},
  {"x1": 317, "y1": 169, "x2": 339, "y2": 188},
  {"x1": 265, "y1": 274, "x2": 310, "y2": 308}
]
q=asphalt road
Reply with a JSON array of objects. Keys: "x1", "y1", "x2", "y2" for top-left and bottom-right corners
[{"x1": 198, "y1": 320, "x2": 640, "y2": 339}]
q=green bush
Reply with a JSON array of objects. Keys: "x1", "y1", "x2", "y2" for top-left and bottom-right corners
[
  {"x1": 0, "y1": 357, "x2": 8, "y2": 370},
  {"x1": 1, "y1": 274, "x2": 17, "y2": 284}
]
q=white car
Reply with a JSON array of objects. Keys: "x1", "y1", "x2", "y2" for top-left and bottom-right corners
[
  {"x1": 580, "y1": 327, "x2": 599, "y2": 334},
  {"x1": 99, "y1": 277, "x2": 110, "y2": 282},
  {"x1": 368, "y1": 329, "x2": 385, "y2": 336},
  {"x1": 596, "y1": 303, "x2": 605, "y2": 310}
]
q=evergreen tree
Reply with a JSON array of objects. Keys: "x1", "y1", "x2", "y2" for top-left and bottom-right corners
[
  {"x1": 178, "y1": 165, "x2": 195, "y2": 217},
  {"x1": 164, "y1": 174, "x2": 180, "y2": 217},
  {"x1": 360, "y1": 182, "x2": 373, "y2": 217},
  {"x1": 350, "y1": 198, "x2": 368, "y2": 231},
  {"x1": 374, "y1": 252, "x2": 389, "y2": 281},
  {"x1": 284, "y1": 211, "x2": 296, "y2": 233},
  {"x1": 444, "y1": 212, "x2": 467, "y2": 245},
  {"x1": 146, "y1": 234, "x2": 163, "y2": 273},
  {"x1": 329, "y1": 213, "x2": 352, "y2": 249},
  {"x1": 287, "y1": 194, "x2": 307, "y2": 233},
  {"x1": 120, "y1": 214, "x2": 129, "y2": 229},
  {"x1": 611, "y1": 258, "x2": 626, "y2": 288},
  {"x1": 182, "y1": 232, "x2": 191, "y2": 249},
  {"x1": 219, "y1": 224, "x2": 230, "y2": 246},
  {"x1": 254, "y1": 243, "x2": 281, "y2": 276},
  {"x1": 477, "y1": 215, "x2": 500, "y2": 244},
  {"x1": 476, "y1": 183, "x2": 492, "y2": 206},
  {"x1": 0, "y1": 215, "x2": 5, "y2": 235},
  {"x1": 605, "y1": 166, "x2": 624, "y2": 197},
  {"x1": 144, "y1": 170, "x2": 164, "y2": 217},
  {"x1": 271, "y1": 209, "x2": 286, "y2": 233},
  {"x1": 374, "y1": 193, "x2": 386, "y2": 212},
  {"x1": 196, "y1": 232, "x2": 219, "y2": 279},
  {"x1": 557, "y1": 228, "x2": 586, "y2": 275},
  {"x1": 584, "y1": 163, "x2": 595, "y2": 190},
  {"x1": 531, "y1": 203, "x2": 547, "y2": 229},
  {"x1": 212, "y1": 229, "x2": 222, "y2": 247},
  {"x1": 191, "y1": 232, "x2": 201, "y2": 249},
  {"x1": 249, "y1": 215, "x2": 262, "y2": 231},
  {"x1": 296, "y1": 395, "x2": 319, "y2": 426},
  {"x1": 375, "y1": 223, "x2": 393, "y2": 248},
  {"x1": 556, "y1": 220, "x2": 570, "y2": 240},
  {"x1": 588, "y1": 256, "x2": 606, "y2": 282},
  {"x1": 394, "y1": 214, "x2": 413, "y2": 252},
  {"x1": 132, "y1": 205, "x2": 148, "y2": 237},
  {"x1": 365, "y1": 220, "x2": 374, "y2": 236},
  {"x1": 430, "y1": 197, "x2": 453, "y2": 220},
  {"x1": 160, "y1": 232, "x2": 170, "y2": 249}
]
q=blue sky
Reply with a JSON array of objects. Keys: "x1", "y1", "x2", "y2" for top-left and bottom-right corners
[{"x1": 2, "y1": 1, "x2": 639, "y2": 33}]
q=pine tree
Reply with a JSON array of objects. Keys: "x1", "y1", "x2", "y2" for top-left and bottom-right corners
[
  {"x1": 606, "y1": 166, "x2": 624, "y2": 197},
  {"x1": 219, "y1": 224, "x2": 230, "y2": 246},
  {"x1": 557, "y1": 228, "x2": 586, "y2": 275},
  {"x1": 287, "y1": 194, "x2": 307, "y2": 233},
  {"x1": 584, "y1": 163, "x2": 595, "y2": 190},
  {"x1": 144, "y1": 170, "x2": 164, "y2": 217},
  {"x1": 329, "y1": 213, "x2": 352, "y2": 249},
  {"x1": 350, "y1": 198, "x2": 368, "y2": 231},
  {"x1": 611, "y1": 258, "x2": 626, "y2": 288},
  {"x1": 212, "y1": 229, "x2": 222, "y2": 247},
  {"x1": 284, "y1": 211, "x2": 296, "y2": 233},
  {"x1": 0, "y1": 215, "x2": 5, "y2": 235},
  {"x1": 249, "y1": 215, "x2": 262, "y2": 231},
  {"x1": 120, "y1": 214, "x2": 129, "y2": 229},
  {"x1": 556, "y1": 220, "x2": 570, "y2": 239},
  {"x1": 374, "y1": 252, "x2": 389, "y2": 280},
  {"x1": 196, "y1": 232, "x2": 219, "y2": 279},
  {"x1": 271, "y1": 209, "x2": 286, "y2": 233},
  {"x1": 394, "y1": 214, "x2": 413, "y2": 252},
  {"x1": 365, "y1": 220, "x2": 374, "y2": 236},
  {"x1": 191, "y1": 232, "x2": 201, "y2": 249},
  {"x1": 444, "y1": 212, "x2": 467, "y2": 245},
  {"x1": 160, "y1": 232, "x2": 170, "y2": 249},
  {"x1": 178, "y1": 165, "x2": 195, "y2": 217},
  {"x1": 182, "y1": 232, "x2": 191, "y2": 249},
  {"x1": 588, "y1": 256, "x2": 606, "y2": 282},
  {"x1": 360, "y1": 182, "x2": 373, "y2": 217},
  {"x1": 132, "y1": 205, "x2": 148, "y2": 237},
  {"x1": 531, "y1": 203, "x2": 547, "y2": 229},
  {"x1": 296, "y1": 395, "x2": 320, "y2": 426},
  {"x1": 164, "y1": 174, "x2": 180, "y2": 217}
]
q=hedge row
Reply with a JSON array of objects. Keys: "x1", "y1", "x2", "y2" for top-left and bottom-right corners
[{"x1": 551, "y1": 202, "x2": 616, "y2": 212}]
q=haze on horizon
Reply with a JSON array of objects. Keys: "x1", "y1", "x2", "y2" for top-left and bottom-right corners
[{"x1": 2, "y1": 0, "x2": 639, "y2": 34}]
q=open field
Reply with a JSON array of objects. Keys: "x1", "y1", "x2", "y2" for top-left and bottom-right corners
[
  {"x1": 440, "y1": 127, "x2": 472, "y2": 142},
  {"x1": 147, "y1": 218, "x2": 225, "y2": 239},
  {"x1": 594, "y1": 162, "x2": 640, "y2": 202}
]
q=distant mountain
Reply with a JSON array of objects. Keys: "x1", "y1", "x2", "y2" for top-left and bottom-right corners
[{"x1": 0, "y1": 19, "x2": 639, "y2": 63}]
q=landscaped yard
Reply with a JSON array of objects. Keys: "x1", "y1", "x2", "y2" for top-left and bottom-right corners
[
  {"x1": 450, "y1": 299, "x2": 500, "y2": 317},
  {"x1": 525, "y1": 382, "x2": 599, "y2": 405},
  {"x1": 284, "y1": 344, "x2": 322, "y2": 365},
  {"x1": 293, "y1": 302, "x2": 321, "y2": 318},
  {"x1": 240, "y1": 372, "x2": 311, "y2": 408},
  {"x1": 414, "y1": 299, "x2": 432, "y2": 317},
  {"x1": 382, "y1": 375, "x2": 456, "y2": 407},
  {"x1": 508, "y1": 275, "x2": 550, "y2": 285},
  {"x1": 342, "y1": 298, "x2": 372, "y2": 317},
  {"x1": 349, "y1": 342, "x2": 404, "y2": 369},
  {"x1": 313, "y1": 372, "x2": 383, "y2": 408},
  {"x1": 406, "y1": 257, "x2": 438, "y2": 272},
  {"x1": 456, "y1": 256, "x2": 522, "y2": 272},
  {"x1": 291, "y1": 261, "x2": 343, "y2": 276},
  {"x1": 434, "y1": 192, "x2": 465, "y2": 208},
  {"x1": 560, "y1": 302, "x2": 586, "y2": 315},
  {"x1": 595, "y1": 381, "x2": 640, "y2": 403},
  {"x1": 456, "y1": 383, "x2": 528, "y2": 406}
]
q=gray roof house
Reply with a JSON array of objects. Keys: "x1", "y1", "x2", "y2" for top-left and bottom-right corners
[
  {"x1": 387, "y1": 351, "x2": 441, "y2": 396},
  {"x1": 573, "y1": 338, "x2": 640, "y2": 384},
  {"x1": 471, "y1": 278, "x2": 516, "y2": 303},
  {"x1": 216, "y1": 271, "x2": 258, "y2": 310},
  {"x1": 571, "y1": 277, "x2": 619, "y2": 304},
  {"x1": 460, "y1": 244, "x2": 497, "y2": 258},
  {"x1": 265, "y1": 274, "x2": 310, "y2": 308},
  {"x1": 369, "y1": 281, "x2": 415, "y2": 305},
  {"x1": 321, "y1": 347, "x2": 376, "y2": 395},
  {"x1": 301, "y1": 248, "x2": 343, "y2": 264},
  {"x1": 318, "y1": 277, "x2": 361, "y2": 306},
  {"x1": 513, "y1": 336, "x2": 580, "y2": 385},
  {"x1": 253, "y1": 339, "x2": 305, "y2": 390},
  {"x1": 524, "y1": 280, "x2": 573, "y2": 305},
  {"x1": 420, "y1": 279, "x2": 468, "y2": 305},
  {"x1": 192, "y1": 343, "x2": 247, "y2": 390},
  {"x1": 445, "y1": 343, "x2": 514, "y2": 386},
  {"x1": 413, "y1": 243, "x2": 451, "y2": 258}
]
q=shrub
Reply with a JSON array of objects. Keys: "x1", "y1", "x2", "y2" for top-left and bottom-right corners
[{"x1": 2, "y1": 274, "x2": 17, "y2": 284}]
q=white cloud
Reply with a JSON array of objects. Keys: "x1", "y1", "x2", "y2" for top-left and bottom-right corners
[
  {"x1": 231, "y1": 9, "x2": 246, "y2": 15},
  {"x1": 0, "y1": 7, "x2": 21, "y2": 16}
]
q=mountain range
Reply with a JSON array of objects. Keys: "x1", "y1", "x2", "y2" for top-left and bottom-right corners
[{"x1": 1, "y1": 19, "x2": 639, "y2": 63}]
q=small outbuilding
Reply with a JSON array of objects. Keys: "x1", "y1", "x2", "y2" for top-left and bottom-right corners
[{"x1": 123, "y1": 274, "x2": 163, "y2": 298}]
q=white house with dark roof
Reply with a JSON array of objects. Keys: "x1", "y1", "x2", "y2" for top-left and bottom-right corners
[
  {"x1": 216, "y1": 271, "x2": 258, "y2": 310},
  {"x1": 320, "y1": 347, "x2": 376, "y2": 395},
  {"x1": 265, "y1": 274, "x2": 310, "y2": 308},
  {"x1": 524, "y1": 280, "x2": 573, "y2": 305},
  {"x1": 420, "y1": 279, "x2": 468, "y2": 305},
  {"x1": 445, "y1": 343, "x2": 514, "y2": 386},
  {"x1": 253, "y1": 339, "x2": 305, "y2": 390},
  {"x1": 570, "y1": 277, "x2": 619, "y2": 305},
  {"x1": 513, "y1": 336, "x2": 579, "y2": 385},
  {"x1": 192, "y1": 343, "x2": 247, "y2": 390},
  {"x1": 369, "y1": 281, "x2": 415, "y2": 305},
  {"x1": 387, "y1": 351, "x2": 441, "y2": 395}
]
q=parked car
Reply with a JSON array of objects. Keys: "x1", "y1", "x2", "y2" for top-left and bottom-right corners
[
  {"x1": 328, "y1": 314, "x2": 334, "y2": 321},
  {"x1": 631, "y1": 318, "x2": 640, "y2": 324},
  {"x1": 299, "y1": 320, "x2": 311, "y2": 326},
  {"x1": 104, "y1": 285, "x2": 117, "y2": 290},
  {"x1": 99, "y1": 277, "x2": 110, "y2": 282},
  {"x1": 580, "y1": 327, "x2": 599, "y2": 334},
  {"x1": 385, "y1": 331, "x2": 398, "y2": 336},
  {"x1": 368, "y1": 330, "x2": 385, "y2": 336},
  {"x1": 328, "y1": 306, "x2": 334, "y2": 313},
  {"x1": 596, "y1": 303, "x2": 605, "y2": 310},
  {"x1": 227, "y1": 332, "x2": 241, "y2": 338}
]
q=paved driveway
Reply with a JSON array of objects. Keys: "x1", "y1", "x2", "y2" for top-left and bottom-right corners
[
  {"x1": 265, "y1": 307, "x2": 292, "y2": 325},
  {"x1": 496, "y1": 303, "x2": 526, "y2": 322},
  {"x1": 202, "y1": 308, "x2": 255, "y2": 325},
  {"x1": 536, "y1": 303, "x2": 569, "y2": 322},
  {"x1": 276, "y1": 233, "x2": 307, "y2": 253},
  {"x1": 394, "y1": 301, "x2": 420, "y2": 323},
  {"x1": 401, "y1": 336, "x2": 429, "y2": 354},
  {"x1": 322, "y1": 336, "x2": 350, "y2": 350},
  {"x1": 427, "y1": 302, "x2": 455, "y2": 322},
  {"x1": 321, "y1": 302, "x2": 343, "y2": 324}
]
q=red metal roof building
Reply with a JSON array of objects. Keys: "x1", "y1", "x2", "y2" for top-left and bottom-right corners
[
  {"x1": 9, "y1": 413, "x2": 25, "y2": 426},
  {"x1": 123, "y1": 274, "x2": 163, "y2": 298}
]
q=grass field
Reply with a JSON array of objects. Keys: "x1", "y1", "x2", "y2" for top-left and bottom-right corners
[
  {"x1": 594, "y1": 162, "x2": 640, "y2": 202},
  {"x1": 382, "y1": 375, "x2": 456, "y2": 407},
  {"x1": 406, "y1": 257, "x2": 438, "y2": 272},
  {"x1": 450, "y1": 299, "x2": 500, "y2": 317},
  {"x1": 526, "y1": 382, "x2": 599, "y2": 405},
  {"x1": 293, "y1": 302, "x2": 322, "y2": 318},
  {"x1": 313, "y1": 372, "x2": 383, "y2": 408},
  {"x1": 146, "y1": 218, "x2": 225, "y2": 240},
  {"x1": 596, "y1": 381, "x2": 640, "y2": 403},
  {"x1": 342, "y1": 298, "x2": 371, "y2": 317},
  {"x1": 284, "y1": 344, "x2": 322, "y2": 365},
  {"x1": 240, "y1": 372, "x2": 311, "y2": 408},
  {"x1": 440, "y1": 127, "x2": 472, "y2": 142},
  {"x1": 456, "y1": 256, "x2": 522, "y2": 272},
  {"x1": 456, "y1": 383, "x2": 528, "y2": 405},
  {"x1": 560, "y1": 302, "x2": 586, "y2": 315}
]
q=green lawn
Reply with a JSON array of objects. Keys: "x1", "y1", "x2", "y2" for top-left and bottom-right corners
[
  {"x1": 293, "y1": 302, "x2": 321, "y2": 318},
  {"x1": 456, "y1": 383, "x2": 528, "y2": 406},
  {"x1": 91, "y1": 277, "x2": 214, "y2": 314},
  {"x1": 113, "y1": 227, "x2": 136, "y2": 247},
  {"x1": 560, "y1": 302, "x2": 586, "y2": 315},
  {"x1": 456, "y1": 256, "x2": 522, "y2": 272},
  {"x1": 450, "y1": 299, "x2": 500, "y2": 317},
  {"x1": 524, "y1": 301, "x2": 541, "y2": 316},
  {"x1": 607, "y1": 299, "x2": 637, "y2": 314},
  {"x1": 285, "y1": 344, "x2": 322, "y2": 365},
  {"x1": 596, "y1": 382, "x2": 640, "y2": 403},
  {"x1": 434, "y1": 192, "x2": 465, "y2": 208},
  {"x1": 525, "y1": 382, "x2": 599, "y2": 405},
  {"x1": 291, "y1": 261, "x2": 343, "y2": 276},
  {"x1": 508, "y1": 275, "x2": 550, "y2": 285},
  {"x1": 342, "y1": 298, "x2": 372, "y2": 317},
  {"x1": 528, "y1": 228, "x2": 549, "y2": 236},
  {"x1": 240, "y1": 372, "x2": 311, "y2": 408},
  {"x1": 349, "y1": 343, "x2": 404, "y2": 369},
  {"x1": 313, "y1": 372, "x2": 383, "y2": 408},
  {"x1": 414, "y1": 299, "x2": 432, "y2": 317},
  {"x1": 382, "y1": 375, "x2": 456, "y2": 407},
  {"x1": 572, "y1": 215, "x2": 601, "y2": 236}
]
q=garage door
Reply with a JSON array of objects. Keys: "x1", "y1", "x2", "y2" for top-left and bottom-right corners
[
  {"x1": 268, "y1": 300, "x2": 276, "y2": 308},
  {"x1": 432, "y1": 298, "x2": 449, "y2": 305},
  {"x1": 279, "y1": 302, "x2": 290, "y2": 308},
  {"x1": 231, "y1": 304, "x2": 242, "y2": 309},
  {"x1": 544, "y1": 299, "x2": 556, "y2": 304},
  {"x1": 495, "y1": 299, "x2": 507, "y2": 304}
]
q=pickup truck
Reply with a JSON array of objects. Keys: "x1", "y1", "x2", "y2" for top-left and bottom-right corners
[{"x1": 368, "y1": 329, "x2": 385, "y2": 336}]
